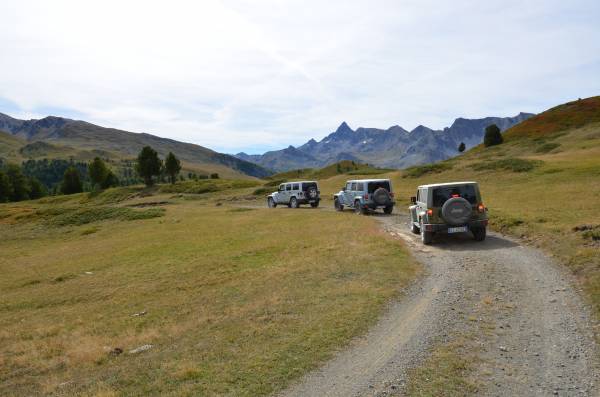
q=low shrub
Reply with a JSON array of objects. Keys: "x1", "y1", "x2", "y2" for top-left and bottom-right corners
[
  {"x1": 535, "y1": 142, "x2": 561, "y2": 153},
  {"x1": 402, "y1": 162, "x2": 452, "y2": 178},
  {"x1": 252, "y1": 187, "x2": 271, "y2": 196},
  {"x1": 159, "y1": 179, "x2": 260, "y2": 194},
  {"x1": 473, "y1": 158, "x2": 541, "y2": 173},
  {"x1": 37, "y1": 206, "x2": 165, "y2": 226}
]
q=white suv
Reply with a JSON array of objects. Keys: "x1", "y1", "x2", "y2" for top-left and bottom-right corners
[{"x1": 267, "y1": 181, "x2": 321, "y2": 208}]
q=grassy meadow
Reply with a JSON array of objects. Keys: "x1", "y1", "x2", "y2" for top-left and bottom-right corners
[{"x1": 0, "y1": 183, "x2": 418, "y2": 396}]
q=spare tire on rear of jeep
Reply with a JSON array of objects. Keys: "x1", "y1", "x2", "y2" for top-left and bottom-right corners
[
  {"x1": 305, "y1": 186, "x2": 318, "y2": 201},
  {"x1": 372, "y1": 187, "x2": 391, "y2": 206},
  {"x1": 441, "y1": 197, "x2": 471, "y2": 226}
]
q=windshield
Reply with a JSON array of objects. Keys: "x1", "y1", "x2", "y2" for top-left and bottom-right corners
[
  {"x1": 432, "y1": 185, "x2": 477, "y2": 207},
  {"x1": 367, "y1": 181, "x2": 391, "y2": 193}
]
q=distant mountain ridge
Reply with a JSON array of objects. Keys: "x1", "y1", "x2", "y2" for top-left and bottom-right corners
[
  {"x1": 0, "y1": 112, "x2": 271, "y2": 178},
  {"x1": 236, "y1": 113, "x2": 534, "y2": 172}
]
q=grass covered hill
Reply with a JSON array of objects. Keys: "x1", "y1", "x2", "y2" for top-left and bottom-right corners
[{"x1": 0, "y1": 113, "x2": 271, "y2": 179}]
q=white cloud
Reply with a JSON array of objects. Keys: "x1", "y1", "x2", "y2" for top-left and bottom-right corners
[{"x1": 0, "y1": 0, "x2": 599, "y2": 153}]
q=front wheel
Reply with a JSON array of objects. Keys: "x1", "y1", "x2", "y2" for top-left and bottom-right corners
[
  {"x1": 334, "y1": 198, "x2": 344, "y2": 211},
  {"x1": 420, "y1": 222, "x2": 433, "y2": 245},
  {"x1": 383, "y1": 206, "x2": 393, "y2": 214},
  {"x1": 411, "y1": 222, "x2": 420, "y2": 234},
  {"x1": 472, "y1": 227, "x2": 487, "y2": 241},
  {"x1": 290, "y1": 197, "x2": 299, "y2": 208},
  {"x1": 310, "y1": 201, "x2": 319, "y2": 208},
  {"x1": 354, "y1": 201, "x2": 366, "y2": 215},
  {"x1": 267, "y1": 197, "x2": 276, "y2": 208}
]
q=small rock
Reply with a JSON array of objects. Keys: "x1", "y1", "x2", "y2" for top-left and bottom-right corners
[
  {"x1": 131, "y1": 310, "x2": 147, "y2": 317},
  {"x1": 499, "y1": 346, "x2": 508, "y2": 352},
  {"x1": 129, "y1": 344, "x2": 153, "y2": 354},
  {"x1": 84, "y1": 271, "x2": 93, "y2": 275}
]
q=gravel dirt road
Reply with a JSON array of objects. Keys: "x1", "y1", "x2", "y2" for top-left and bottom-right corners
[{"x1": 277, "y1": 211, "x2": 599, "y2": 397}]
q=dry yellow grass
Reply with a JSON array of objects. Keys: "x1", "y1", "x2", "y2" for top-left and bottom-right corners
[{"x1": 0, "y1": 189, "x2": 418, "y2": 396}]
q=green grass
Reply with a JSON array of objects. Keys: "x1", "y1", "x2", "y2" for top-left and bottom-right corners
[
  {"x1": 405, "y1": 340, "x2": 479, "y2": 396},
  {"x1": 472, "y1": 158, "x2": 541, "y2": 172},
  {"x1": 159, "y1": 179, "x2": 260, "y2": 194},
  {"x1": 535, "y1": 142, "x2": 561, "y2": 153},
  {"x1": 0, "y1": 186, "x2": 418, "y2": 396},
  {"x1": 402, "y1": 162, "x2": 452, "y2": 178}
]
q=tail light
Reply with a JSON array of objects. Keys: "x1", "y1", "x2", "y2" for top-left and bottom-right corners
[
  {"x1": 364, "y1": 194, "x2": 369, "y2": 199},
  {"x1": 426, "y1": 209, "x2": 433, "y2": 216},
  {"x1": 390, "y1": 192, "x2": 395, "y2": 198},
  {"x1": 477, "y1": 203, "x2": 485, "y2": 213}
]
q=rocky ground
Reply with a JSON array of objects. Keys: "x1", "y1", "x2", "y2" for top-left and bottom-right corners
[{"x1": 278, "y1": 212, "x2": 599, "y2": 397}]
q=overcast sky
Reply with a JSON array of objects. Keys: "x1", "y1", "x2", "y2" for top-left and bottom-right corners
[{"x1": 1, "y1": 0, "x2": 599, "y2": 154}]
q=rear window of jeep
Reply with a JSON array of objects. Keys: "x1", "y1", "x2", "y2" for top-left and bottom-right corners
[
  {"x1": 432, "y1": 185, "x2": 477, "y2": 207},
  {"x1": 368, "y1": 181, "x2": 391, "y2": 193},
  {"x1": 302, "y1": 182, "x2": 317, "y2": 191}
]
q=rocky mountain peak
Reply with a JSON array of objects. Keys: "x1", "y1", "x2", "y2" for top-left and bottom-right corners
[{"x1": 335, "y1": 121, "x2": 354, "y2": 134}]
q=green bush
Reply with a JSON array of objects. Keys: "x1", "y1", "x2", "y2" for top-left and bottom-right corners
[
  {"x1": 473, "y1": 158, "x2": 541, "y2": 173},
  {"x1": 252, "y1": 187, "x2": 271, "y2": 196},
  {"x1": 402, "y1": 162, "x2": 452, "y2": 178},
  {"x1": 38, "y1": 206, "x2": 165, "y2": 226},
  {"x1": 535, "y1": 142, "x2": 561, "y2": 153}
]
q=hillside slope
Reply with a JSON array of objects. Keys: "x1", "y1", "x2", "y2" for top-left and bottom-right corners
[{"x1": 0, "y1": 113, "x2": 271, "y2": 179}]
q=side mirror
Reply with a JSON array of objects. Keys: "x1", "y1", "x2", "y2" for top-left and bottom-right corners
[
  {"x1": 410, "y1": 196, "x2": 416, "y2": 204},
  {"x1": 342, "y1": 187, "x2": 347, "y2": 192}
]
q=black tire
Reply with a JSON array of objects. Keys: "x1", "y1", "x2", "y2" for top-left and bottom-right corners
[
  {"x1": 306, "y1": 187, "x2": 319, "y2": 201},
  {"x1": 354, "y1": 200, "x2": 366, "y2": 215},
  {"x1": 372, "y1": 187, "x2": 392, "y2": 206},
  {"x1": 310, "y1": 201, "x2": 319, "y2": 208},
  {"x1": 420, "y1": 222, "x2": 433, "y2": 245},
  {"x1": 441, "y1": 197, "x2": 471, "y2": 226},
  {"x1": 473, "y1": 227, "x2": 487, "y2": 241},
  {"x1": 383, "y1": 206, "x2": 393, "y2": 214},
  {"x1": 267, "y1": 197, "x2": 276, "y2": 208},
  {"x1": 334, "y1": 198, "x2": 344, "y2": 211},
  {"x1": 411, "y1": 222, "x2": 420, "y2": 234},
  {"x1": 290, "y1": 197, "x2": 299, "y2": 208}
]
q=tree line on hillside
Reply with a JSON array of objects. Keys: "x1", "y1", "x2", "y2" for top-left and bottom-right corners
[{"x1": 0, "y1": 146, "x2": 219, "y2": 203}]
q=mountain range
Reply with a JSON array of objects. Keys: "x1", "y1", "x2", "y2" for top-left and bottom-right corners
[
  {"x1": 0, "y1": 113, "x2": 271, "y2": 179},
  {"x1": 236, "y1": 113, "x2": 535, "y2": 172}
]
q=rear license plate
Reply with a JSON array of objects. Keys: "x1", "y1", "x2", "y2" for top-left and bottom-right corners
[{"x1": 448, "y1": 226, "x2": 467, "y2": 234}]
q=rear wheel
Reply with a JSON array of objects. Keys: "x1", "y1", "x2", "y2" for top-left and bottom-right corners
[
  {"x1": 383, "y1": 206, "x2": 393, "y2": 214},
  {"x1": 310, "y1": 201, "x2": 319, "y2": 208},
  {"x1": 290, "y1": 197, "x2": 299, "y2": 208},
  {"x1": 420, "y1": 222, "x2": 433, "y2": 245},
  {"x1": 472, "y1": 227, "x2": 487, "y2": 241},
  {"x1": 334, "y1": 198, "x2": 344, "y2": 211},
  {"x1": 267, "y1": 197, "x2": 276, "y2": 208}
]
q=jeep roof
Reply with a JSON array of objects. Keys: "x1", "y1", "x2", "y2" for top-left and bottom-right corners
[
  {"x1": 417, "y1": 181, "x2": 477, "y2": 188},
  {"x1": 280, "y1": 180, "x2": 318, "y2": 185},
  {"x1": 345, "y1": 178, "x2": 391, "y2": 183}
]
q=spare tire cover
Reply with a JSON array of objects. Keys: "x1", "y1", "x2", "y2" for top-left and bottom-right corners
[
  {"x1": 372, "y1": 188, "x2": 391, "y2": 205},
  {"x1": 441, "y1": 197, "x2": 472, "y2": 226},
  {"x1": 306, "y1": 187, "x2": 318, "y2": 200}
]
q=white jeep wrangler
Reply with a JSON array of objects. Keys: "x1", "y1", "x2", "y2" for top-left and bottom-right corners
[{"x1": 267, "y1": 181, "x2": 321, "y2": 208}]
